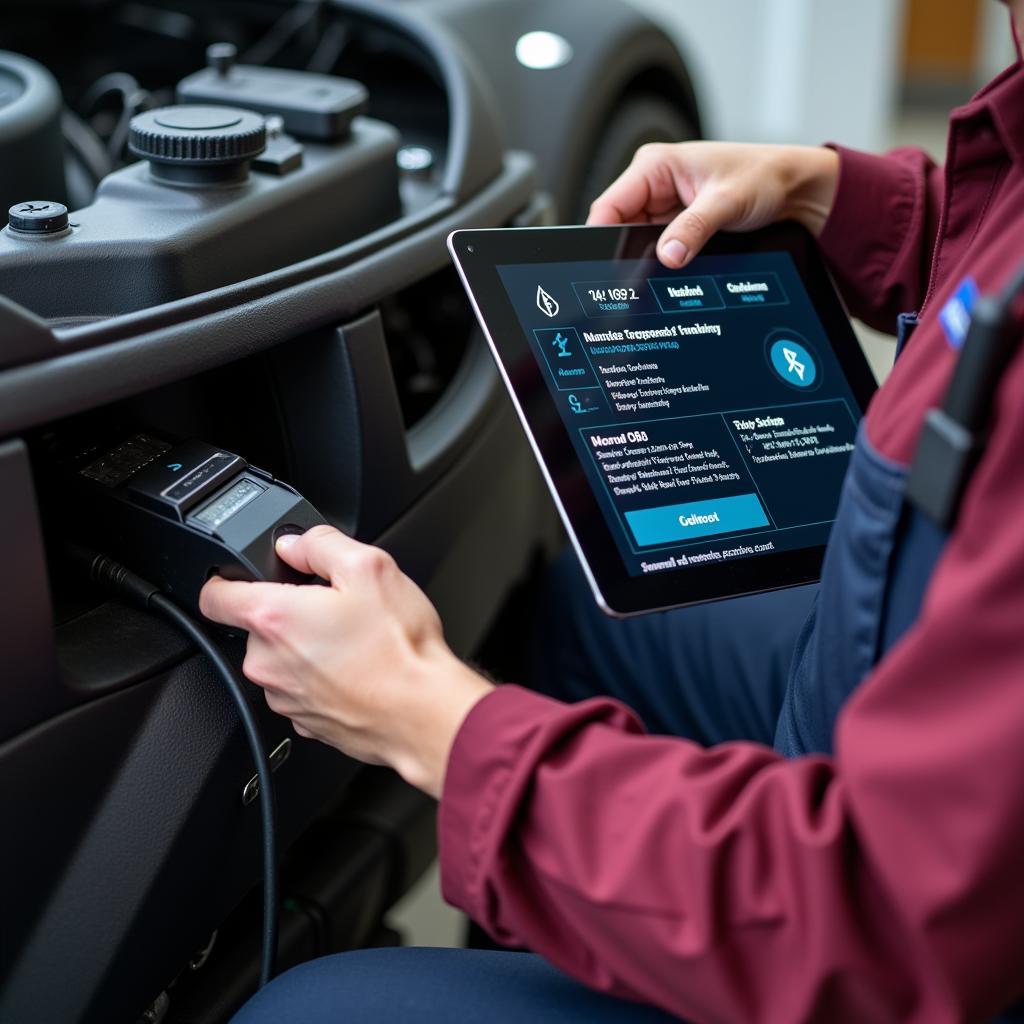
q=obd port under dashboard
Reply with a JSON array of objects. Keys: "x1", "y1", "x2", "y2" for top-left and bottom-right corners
[{"x1": 380, "y1": 265, "x2": 480, "y2": 429}]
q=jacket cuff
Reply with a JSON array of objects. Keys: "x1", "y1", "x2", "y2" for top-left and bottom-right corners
[{"x1": 438, "y1": 685, "x2": 563, "y2": 917}]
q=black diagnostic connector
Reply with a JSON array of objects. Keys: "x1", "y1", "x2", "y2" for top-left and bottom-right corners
[{"x1": 57, "y1": 432, "x2": 326, "y2": 614}]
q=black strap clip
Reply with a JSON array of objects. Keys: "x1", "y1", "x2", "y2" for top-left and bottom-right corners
[{"x1": 906, "y1": 269, "x2": 1024, "y2": 530}]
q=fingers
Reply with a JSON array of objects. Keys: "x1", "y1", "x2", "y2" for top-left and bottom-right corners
[
  {"x1": 587, "y1": 187, "x2": 639, "y2": 226},
  {"x1": 587, "y1": 162, "x2": 647, "y2": 225},
  {"x1": 275, "y1": 524, "x2": 395, "y2": 587},
  {"x1": 199, "y1": 576, "x2": 291, "y2": 633},
  {"x1": 587, "y1": 143, "x2": 685, "y2": 226},
  {"x1": 588, "y1": 143, "x2": 741, "y2": 266},
  {"x1": 200, "y1": 527, "x2": 402, "y2": 631},
  {"x1": 656, "y1": 187, "x2": 742, "y2": 268}
]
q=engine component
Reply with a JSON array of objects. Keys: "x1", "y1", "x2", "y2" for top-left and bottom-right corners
[
  {"x1": 0, "y1": 112, "x2": 401, "y2": 318},
  {"x1": 0, "y1": 51, "x2": 67, "y2": 214},
  {"x1": 7, "y1": 200, "x2": 68, "y2": 236},
  {"x1": 178, "y1": 43, "x2": 368, "y2": 142},
  {"x1": 128, "y1": 105, "x2": 267, "y2": 186}
]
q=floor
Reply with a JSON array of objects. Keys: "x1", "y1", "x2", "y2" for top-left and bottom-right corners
[
  {"x1": 387, "y1": 859, "x2": 465, "y2": 949},
  {"x1": 389, "y1": 103, "x2": 952, "y2": 951}
]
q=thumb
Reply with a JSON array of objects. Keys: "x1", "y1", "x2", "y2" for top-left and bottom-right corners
[
  {"x1": 657, "y1": 188, "x2": 741, "y2": 269},
  {"x1": 274, "y1": 531, "x2": 313, "y2": 573},
  {"x1": 274, "y1": 523, "x2": 348, "y2": 578}
]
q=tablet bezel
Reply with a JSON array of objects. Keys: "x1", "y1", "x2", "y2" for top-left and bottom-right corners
[{"x1": 448, "y1": 222, "x2": 877, "y2": 616}]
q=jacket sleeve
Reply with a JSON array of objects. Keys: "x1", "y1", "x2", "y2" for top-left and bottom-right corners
[
  {"x1": 438, "y1": 352, "x2": 1024, "y2": 1024},
  {"x1": 817, "y1": 145, "x2": 945, "y2": 332}
]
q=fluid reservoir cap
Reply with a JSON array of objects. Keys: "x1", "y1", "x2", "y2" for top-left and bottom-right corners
[
  {"x1": 128, "y1": 105, "x2": 266, "y2": 184},
  {"x1": 8, "y1": 200, "x2": 68, "y2": 234}
]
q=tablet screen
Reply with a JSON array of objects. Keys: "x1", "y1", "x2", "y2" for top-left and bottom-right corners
[
  {"x1": 451, "y1": 224, "x2": 876, "y2": 615},
  {"x1": 497, "y1": 248, "x2": 859, "y2": 578}
]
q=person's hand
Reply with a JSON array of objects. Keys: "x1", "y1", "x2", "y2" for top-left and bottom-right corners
[
  {"x1": 588, "y1": 141, "x2": 840, "y2": 269},
  {"x1": 199, "y1": 525, "x2": 494, "y2": 798}
]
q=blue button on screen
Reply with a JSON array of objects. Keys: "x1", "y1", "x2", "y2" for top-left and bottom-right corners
[
  {"x1": 769, "y1": 338, "x2": 817, "y2": 388},
  {"x1": 625, "y1": 493, "x2": 769, "y2": 547}
]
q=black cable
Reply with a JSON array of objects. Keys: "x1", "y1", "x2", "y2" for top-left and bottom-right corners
[
  {"x1": 81, "y1": 72, "x2": 152, "y2": 165},
  {"x1": 148, "y1": 594, "x2": 278, "y2": 989},
  {"x1": 61, "y1": 109, "x2": 115, "y2": 190},
  {"x1": 81, "y1": 72, "x2": 144, "y2": 116},
  {"x1": 307, "y1": 20, "x2": 350, "y2": 74},
  {"x1": 75, "y1": 551, "x2": 278, "y2": 989},
  {"x1": 243, "y1": 0, "x2": 325, "y2": 66}
]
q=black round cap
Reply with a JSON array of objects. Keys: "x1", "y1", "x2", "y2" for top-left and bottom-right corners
[
  {"x1": 128, "y1": 105, "x2": 266, "y2": 167},
  {"x1": 8, "y1": 200, "x2": 68, "y2": 234},
  {"x1": 207, "y1": 42, "x2": 238, "y2": 77}
]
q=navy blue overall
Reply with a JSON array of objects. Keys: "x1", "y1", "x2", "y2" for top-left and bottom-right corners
[
  {"x1": 233, "y1": 312, "x2": 1022, "y2": 1022},
  {"x1": 774, "y1": 314, "x2": 946, "y2": 758}
]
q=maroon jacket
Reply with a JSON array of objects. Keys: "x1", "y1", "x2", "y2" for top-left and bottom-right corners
[{"x1": 439, "y1": 59, "x2": 1024, "y2": 1024}]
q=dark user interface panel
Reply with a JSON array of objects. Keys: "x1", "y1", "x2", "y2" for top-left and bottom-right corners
[{"x1": 498, "y1": 251, "x2": 861, "y2": 578}]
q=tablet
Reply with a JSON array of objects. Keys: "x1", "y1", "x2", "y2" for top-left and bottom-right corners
[{"x1": 448, "y1": 222, "x2": 877, "y2": 616}]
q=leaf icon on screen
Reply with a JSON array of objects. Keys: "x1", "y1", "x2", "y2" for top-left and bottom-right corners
[{"x1": 537, "y1": 286, "x2": 559, "y2": 318}]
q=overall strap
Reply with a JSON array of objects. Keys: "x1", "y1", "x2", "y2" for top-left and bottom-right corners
[
  {"x1": 894, "y1": 311, "x2": 919, "y2": 361},
  {"x1": 907, "y1": 262, "x2": 1024, "y2": 529}
]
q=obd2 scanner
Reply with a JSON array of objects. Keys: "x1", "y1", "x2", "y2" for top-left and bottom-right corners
[{"x1": 59, "y1": 432, "x2": 325, "y2": 613}]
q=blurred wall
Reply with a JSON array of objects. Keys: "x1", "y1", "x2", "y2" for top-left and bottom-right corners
[
  {"x1": 627, "y1": 0, "x2": 906, "y2": 152},
  {"x1": 977, "y1": 0, "x2": 1018, "y2": 84}
]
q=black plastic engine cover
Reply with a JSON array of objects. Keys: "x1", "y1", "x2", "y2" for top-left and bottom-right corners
[{"x1": 0, "y1": 117, "x2": 401, "y2": 320}]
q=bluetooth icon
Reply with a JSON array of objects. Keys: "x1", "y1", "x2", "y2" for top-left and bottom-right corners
[
  {"x1": 782, "y1": 346, "x2": 806, "y2": 381},
  {"x1": 768, "y1": 334, "x2": 817, "y2": 389}
]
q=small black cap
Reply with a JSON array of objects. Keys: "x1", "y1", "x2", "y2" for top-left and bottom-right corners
[
  {"x1": 8, "y1": 200, "x2": 69, "y2": 234},
  {"x1": 207, "y1": 42, "x2": 237, "y2": 78}
]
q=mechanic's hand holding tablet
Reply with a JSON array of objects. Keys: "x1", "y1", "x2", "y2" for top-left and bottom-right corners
[
  {"x1": 450, "y1": 204, "x2": 875, "y2": 614},
  {"x1": 199, "y1": 139, "x2": 858, "y2": 785},
  {"x1": 588, "y1": 140, "x2": 840, "y2": 268}
]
